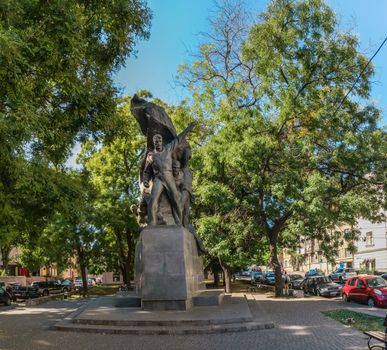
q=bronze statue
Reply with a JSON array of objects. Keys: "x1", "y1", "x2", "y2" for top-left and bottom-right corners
[
  {"x1": 130, "y1": 95, "x2": 206, "y2": 255},
  {"x1": 142, "y1": 124, "x2": 195, "y2": 225}
]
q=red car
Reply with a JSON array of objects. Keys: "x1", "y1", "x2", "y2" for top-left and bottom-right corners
[{"x1": 342, "y1": 275, "x2": 387, "y2": 308}]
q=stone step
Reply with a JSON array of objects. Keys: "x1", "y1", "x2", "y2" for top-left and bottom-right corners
[
  {"x1": 193, "y1": 289, "x2": 224, "y2": 307},
  {"x1": 73, "y1": 315, "x2": 253, "y2": 327},
  {"x1": 53, "y1": 319, "x2": 274, "y2": 335}
]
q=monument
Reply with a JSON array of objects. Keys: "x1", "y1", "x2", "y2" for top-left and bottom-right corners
[
  {"x1": 52, "y1": 95, "x2": 272, "y2": 333},
  {"x1": 131, "y1": 95, "x2": 206, "y2": 310}
]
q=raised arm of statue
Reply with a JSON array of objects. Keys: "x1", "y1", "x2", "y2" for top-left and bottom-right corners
[{"x1": 167, "y1": 122, "x2": 196, "y2": 152}]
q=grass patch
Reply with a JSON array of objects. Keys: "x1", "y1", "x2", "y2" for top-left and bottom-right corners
[
  {"x1": 70, "y1": 284, "x2": 120, "y2": 298},
  {"x1": 322, "y1": 309, "x2": 385, "y2": 332},
  {"x1": 88, "y1": 284, "x2": 120, "y2": 296}
]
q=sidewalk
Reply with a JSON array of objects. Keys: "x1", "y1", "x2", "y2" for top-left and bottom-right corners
[{"x1": 247, "y1": 293, "x2": 369, "y2": 350}]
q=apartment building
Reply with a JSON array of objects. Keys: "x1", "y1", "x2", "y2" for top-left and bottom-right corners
[{"x1": 353, "y1": 214, "x2": 387, "y2": 273}]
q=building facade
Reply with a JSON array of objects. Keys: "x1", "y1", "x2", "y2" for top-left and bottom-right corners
[{"x1": 353, "y1": 214, "x2": 387, "y2": 273}]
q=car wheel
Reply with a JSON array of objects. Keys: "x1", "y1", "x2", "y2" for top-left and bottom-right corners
[
  {"x1": 6, "y1": 298, "x2": 11, "y2": 306},
  {"x1": 43, "y1": 290, "x2": 49, "y2": 297},
  {"x1": 313, "y1": 288, "x2": 318, "y2": 296},
  {"x1": 63, "y1": 287, "x2": 68, "y2": 292},
  {"x1": 342, "y1": 293, "x2": 350, "y2": 303},
  {"x1": 367, "y1": 298, "x2": 376, "y2": 307}
]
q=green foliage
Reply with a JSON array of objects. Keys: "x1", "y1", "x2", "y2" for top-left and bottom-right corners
[
  {"x1": 180, "y1": 0, "x2": 386, "y2": 295},
  {"x1": 0, "y1": 0, "x2": 151, "y2": 268},
  {"x1": 79, "y1": 97, "x2": 143, "y2": 281}
]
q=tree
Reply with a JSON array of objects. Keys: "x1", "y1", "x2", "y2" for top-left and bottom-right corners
[
  {"x1": 21, "y1": 171, "x2": 100, "y2": 296},
  {"x1": 180, "y1": 0, "x2": 386, "y2": 296},
  {"x1": 80, "y1": 97, "x2": 144, "y2": 285},
  {"x1": 192, "y1": 136, "x2": 268, "y2": 293},
  {"x1": 0, "y1": 0, "x2": 151, "y2": 265}
]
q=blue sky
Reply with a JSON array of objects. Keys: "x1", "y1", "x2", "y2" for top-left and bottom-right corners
[{"x1": 114, "y1": 0, "x2": 387, "y2": 126}]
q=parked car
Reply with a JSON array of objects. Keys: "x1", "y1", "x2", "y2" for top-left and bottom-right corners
[
  {"x1": 87, "y1": 278, "x2": 96, "y2": 286},
  {"x1": 251, "y1": 271, "x2": 264, "y2": 284},
  {"x1": 0, "y1": 286, "x2": 12, "y2": 306},
  {"x1": 0, "y1": 282, "x2": 14, "y2": 297},
  {"x1": 303, "y1": 276, "x2": 341, "y2": 297},
  {"x1": 12, "y1": 286, "x2": 40, "y2": 301},
  {"x1": 31, "y1": 281, "x2": 63, "y2": 296},
  {"x1": 305, "y1": 269, "x2": 325, "y2": 277},
  {"x1": 235, "y1": 269, "x2": 252, "y2": 281},
  {"x1": 329, "y1": 268, "x2": 357, "y2": 283},
  {"x1": 381, "y1": 273, "x2": 387, "y2": 281},
  {"x1": 262, "y1": 271, "x2": 276, "y2": 285},
  {"x1": 60, "y1": 279, "x2": 74, "y2": 291},
  {"x1": 74, "y1": 277, "x2": 83, "y2": 290},
  {"x1": 289, "y1": 274, "x2": 305, "y2": 289},
  {"x1": 342, "y1": 275, "x2": 387, "y2": 307}
]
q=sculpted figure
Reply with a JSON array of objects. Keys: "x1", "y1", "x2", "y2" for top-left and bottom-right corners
[
  {"x1": 143, "y1": 123, "x2": 196, "y2": 226},
  {"x1": 172, "y1": 160, "x2": 193, "y2": 228}
]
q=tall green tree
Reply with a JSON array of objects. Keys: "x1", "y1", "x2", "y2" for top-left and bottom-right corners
[
  {"x1": 180, "y1": 0, "x2": 386, "y2": 296},
  {"x1": 0, "y1": 0, "x2": 151, "y2": 262},
  {"x1": 20, "y1": 171, "x2": 100, "y2": 295},
  {"x1": 80, "y1": 97, "x2": 144, "y2": 285}
]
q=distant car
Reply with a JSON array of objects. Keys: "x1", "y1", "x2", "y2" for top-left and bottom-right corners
[
  {"x1": 0, "y1": 286, "x2": 12, "y2": 306},
  {"x1": 12, "y1": 286, "x2": 40, "y2": 301},
  {"x1": 305, "y1": 269, "x2": 325, "y2": 277},
  {"x1": 251, "y1": 271, "x2": 263, "y2": 284},
  {"x1": 342, "y1": 275, "x2": 387, "y2": 308},
  {"x1": 303, "y1": 276, "x2": 341, "y2": 297},
  {"x1": 262, "y1": 271, "x2": 276, "y2": 285},
  {"x1": 235, "y1": 269, "x2": 252, "y2": 281},
  {"x1": 60, "y1": 279, "x2": 74, "y2": 291},
  {"x1": 289, "y1": 274, "x2": 304, "y2": 289},
  {"x1": 31, "y1": 281, "x2": 63, "y2": 296},
  {"x1": 329, "y1": 268, "x2": 357, "y2": 284},
  {"x1": 87, "y1": 278, "x2": 96, "y2": 286},
  {"x1": 74, "y1": 278, "x2": 83, "y2": 290}
]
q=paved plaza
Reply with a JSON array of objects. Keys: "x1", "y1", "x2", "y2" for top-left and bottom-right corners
[{"x1": 0, "y1": 294, "x2": 382, "y2": 350}]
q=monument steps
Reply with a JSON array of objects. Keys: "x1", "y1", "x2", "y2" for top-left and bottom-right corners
[
  {"x1": 52, "y1": 320, "x2": 274, "y2": 335},
  {"x1": 72, "y1": 315, "x2": 253, "y2": 327},
  {"x1": 52, "y1": 294, "x2": 275, "y2": 335}
]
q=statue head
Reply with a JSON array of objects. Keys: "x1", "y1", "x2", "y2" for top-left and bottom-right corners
[
  {"x1": 172, "y1": 160, "x2": 181, "y2": 177},
  {"x1": 153, "y1": 134, "x2": 163, "y2": 151}
]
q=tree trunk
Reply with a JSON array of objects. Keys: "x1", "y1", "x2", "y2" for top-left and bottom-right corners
[
  {"x1": 124, "y1": 228, "x2": 134, "y2": 287},
  {"x1": 219, "y1": 258, "x2": 233, "y2": 293},
  {"x1": 213, "y1": 270, "x2": 220, "y2": 286},
  {"x1": 269, "y1": 235, "x2": 283, "y2": 297},
  {"x1": 209, "y1": 259, "x2": 221, "y2": 286},
  {"x1": 115, "y1": 229, "x2": 134, "y2": 287},
  {"x1": 120, "y1": 257, "x2": 131, "y2": 286},
  {"x1": 76, "y1": 244, "x2": 88, "y2": 297},
  {"x1": 0, "y1": 246, "x2": 11, "y2": 275}
]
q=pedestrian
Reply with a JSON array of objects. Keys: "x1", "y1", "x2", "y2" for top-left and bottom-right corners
[{"x1": 283, "y1": 271, "x2": 290, "y2": 296}]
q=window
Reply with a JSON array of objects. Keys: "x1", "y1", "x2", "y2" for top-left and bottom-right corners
[
  {"x1": 348, "y1": 278, "x2": 356, "y2": 286},
  {"x1": 365, "y1": 232, "x2": 374, "y2": 246},
  {"x1": 356, "y1": 279, "x2": 365, "y2": 288}
]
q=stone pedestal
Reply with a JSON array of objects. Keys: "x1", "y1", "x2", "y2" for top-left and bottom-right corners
[{"x1": 135, "y1": 225, "x2": 205, "y2": 310}]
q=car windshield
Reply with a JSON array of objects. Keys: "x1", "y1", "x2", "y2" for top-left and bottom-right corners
[
  {"x1": 367, "y1": 278, "x2": 387, "y2": 288},
  {"x1": 314, "y1": 277, "x2": 331, "y2": 284},
  {"x1": 290, "y1": 275, "x2": 303, "y2": 280},
  {"x1": 266, "y1": 272, "x2": 274, "y2": 277}
]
